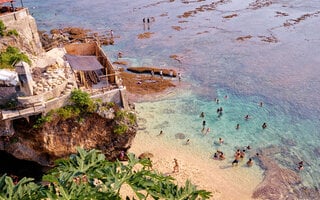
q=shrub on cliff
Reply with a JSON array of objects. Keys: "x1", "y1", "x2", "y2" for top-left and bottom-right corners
[
  {"x1": 0, "y1": 148, "x2": 212, "y2": 199},
  {"x1": 0, "y1": 46, "x2": 31, "y2": 69},
  {"x1": 0, "y1": 20, "x2": 5, "y2": 37},
  {"x1": 0, "y1": 20, "x2": 19, "y2": 37},
  {"x1": 70, "y1": 89, "x2": 95, "y2": 112}
]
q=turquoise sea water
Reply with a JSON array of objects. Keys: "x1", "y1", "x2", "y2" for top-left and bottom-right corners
[{"x1": 25, "y1": 0, "x2": 320, "y2": 193}]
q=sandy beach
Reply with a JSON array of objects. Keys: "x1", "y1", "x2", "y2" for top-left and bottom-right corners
[
  {"x1": 119, "y1": 72, "x2": 264, "y2": 199},
  {"x1": 129, "y1": 127, "x2": 263, "y2": 200}
]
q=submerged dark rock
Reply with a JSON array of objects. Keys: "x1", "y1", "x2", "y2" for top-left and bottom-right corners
[
  {"x1": 175, "y1": 133, "x2": 186, "y2": 139},
  {"x1": 253, "y1": 145, "x2": 320, "y2": 199}
]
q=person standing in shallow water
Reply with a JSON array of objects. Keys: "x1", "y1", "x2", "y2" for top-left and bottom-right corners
[
  {"x1": 247, "y1": 158, "x2": 254, "y2": 167},
  {"x1": 236, "y1": 123, "x2": 240, "y2": 130},
  {"x1": 262, "y1": 122, "x2": 267, "y2": 129},
  {"x1": 200, "y1": 112, "x2": 205, "y2": 118}
]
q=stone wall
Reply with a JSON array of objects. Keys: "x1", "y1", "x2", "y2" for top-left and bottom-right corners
[
  {"x1": 17, "y1": 79, "x2": 68, "y2": 105},
  {"x1": 91, "y1": 89, "x2": 122, "y2": 106}
]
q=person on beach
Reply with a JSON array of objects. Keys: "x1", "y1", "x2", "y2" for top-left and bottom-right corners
[
  {"x1": 262, "y1": 122, "x2": 267, "y2": 129},
  {"x1": 298, "y1": 161, "x2": 304, "y2": 171},
  {"x1": 234, "y1": 150, "x2": 241, "y2": 161},
  {"x1": 244, "y1": 115, "x2": 250, "y2": 120},
  {"x1": 219, "y1": 152, "x2": 226, "y2": 160},
  {"x1": 240, "y1": 149, "x2": 246, "y2": 160},
  {"x1": 185, "y1": 139, "x2": 190, "y2": 145},
  {"x1": 151, "y1": 70, "x2": 154, "y2": 77},
  {"x1": 159, "y1": 70, "x2": 163, "y2": 78},
  {"x1": 178, "y1": 72, "x2": 182, "y2": 81},
  {"x1": 219, "y1": 137, "x2": 224, "y2": 144},
  {"x1": 236, "y1": 123, "x2": 240, "y2": 130},
  {"x1": 246, "y1": 145, "x2": 251, "y2": 150},
  {"x1": 173, "y1": 158, "x2": 179, "y2": 173},
  {"x1": 200, "y1": 112, "x2": 205, "y2": 118},
  {"x1": 213, "y1": 152, "x2": 219, "y2": 159},
  {"x1": 202, "y1": 120, "x2": 206, "y2": 128},
  {"x1": 205, "y1": 127, "x2": 210, "y2": 135},
  {"x1": 247, "y1": 158, "x2": 254, "y2": 167},
  {"x1": 259, "y1": 101, "x2": 263, "y2": 107},
  {"x1": 110, "y1": 30, "x2": 114, "y2": 38},
  {"x1": 169, "y1": 70, "x2": 173, "y2": 77},
  {"x1": 119, "y1": 151, "x2": 125, "y2": 161},
  {"x1": 157, "y1": 130, "x2": 163, "y2": 136},
  {"x1": 217, "y1": 107, "x2": 223, "y2": 117},
  {"x1": 232, "y1": 158, "x2": 239, "y2": 166},
  {"x1": 117, "y1": 52, "x2": 123, "y2": 58},
  {"x1": 216, "y1": 99, "x2": 219, "y2": 104}
]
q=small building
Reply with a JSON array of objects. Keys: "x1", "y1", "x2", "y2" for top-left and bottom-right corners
[
  {"x1": 15, "y1": 61, "x2": 34, "y2": 96},
  {"x1": 64, "y1": 42, "x2": 120, "y2": 91},
  {"x1": 65, "y1": 54, "x2": 105, "y2": 89}
]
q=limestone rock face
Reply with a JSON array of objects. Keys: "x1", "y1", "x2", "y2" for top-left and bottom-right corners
[
  {"x1": 1, "y1": 113, "x2": 137, "y2": 166},
  {"x1": 0, "y1": 8, "x2": 43, "y2": 55}
]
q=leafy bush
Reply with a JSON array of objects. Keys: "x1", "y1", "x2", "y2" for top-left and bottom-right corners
[
  {"x1": 56, "y1": 105, "x2": 81, "y2": 120},
  {"x1": 33, "y1": 114, "x2": 52, "y2": 129},
  {"x1": 127, "y1": 112, "x2": 136, "y2": 125},
  {"x1": 0, "y1": 20, "x2": 5, "y2": 37},
  {"x1": 106, "y1": 102, "x2": 115, "y2": 108},
  {"x1": 0, "y1": 46, "x2": 31, "y2": 69},
  {"x1": 6, "y1": 29, "x2": 18, "y2": 36},
  {"x1": 70, "y1": 89, "x2": 94, "y2": 112},
  {"x1": 0, "y1": 148, "x2": 212, "y2": 199},
  {"x1": 115, "y1": 110, "x2": 136, "y2": 126},
  {"x1": 115, "y1": 110, "x2": 126, "y2": 121},
  {"x1": 113, "y1": 124, "x2": 128, "y2": 135}
]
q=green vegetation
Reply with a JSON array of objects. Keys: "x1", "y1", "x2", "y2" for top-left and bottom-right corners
[
  {"x1": 113, "y1": 110, "x2": 136, "y2": 135},
  {"x1": 32, "y1": 90, "x2": 136, "y2": 136},
  {"x1": 115, "y1": 110, "x2": 136, "y2": 125},
  {"x1": 33, "y1": 113, "x2": 53, "y2": 129},
  {"x1": 0, "y1": 46, "x2": 31, "y2": 69},
  {"x1": 56, "y1": 105, "x2": 81, "y2": 120},
  {"x1": 0, "y1": 148, "x2": 211, "y2": 199},
  {"x1": 0, "y1": 20, "x2": 5, "y2": 37},
  {"x1": 6, "y1": 29, "x2": 18, "y2": 37},
  {"x1": 0, "y1": 20, "x2": 19, "y2": 37},
  {"x1": 113, "y1": 124, "x2": 128, "y2": 135},
  {"x1": 70, "y1": 89, "x2": 95, "y2": 112}
]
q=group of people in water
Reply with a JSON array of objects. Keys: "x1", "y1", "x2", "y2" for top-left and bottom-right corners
[
  {"x1": 155, "y1": 95, "x2": 304, "y2": 173},
  {"x1": 197, "y1": 97, "x2": 271, "y2": 168}
]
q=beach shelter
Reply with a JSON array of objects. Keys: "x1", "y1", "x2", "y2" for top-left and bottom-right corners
[{"x1": 65, "y1": 54, "x2": 104, "y2": 88}]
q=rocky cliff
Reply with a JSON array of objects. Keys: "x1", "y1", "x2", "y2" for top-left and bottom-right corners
[
  {"x1": 0, "y1": 110, "x2": 137, "y2": 166},
  {"x1": 0, "y1": 8, "x2": 138, "y2": 168},
  {"x1": 0, "y1": 8, "x2": 43, "y2": 56}
]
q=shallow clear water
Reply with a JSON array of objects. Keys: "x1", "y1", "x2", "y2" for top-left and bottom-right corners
[{"x1": 25, "y1": 0, "x2": 320, "y2": 191}]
